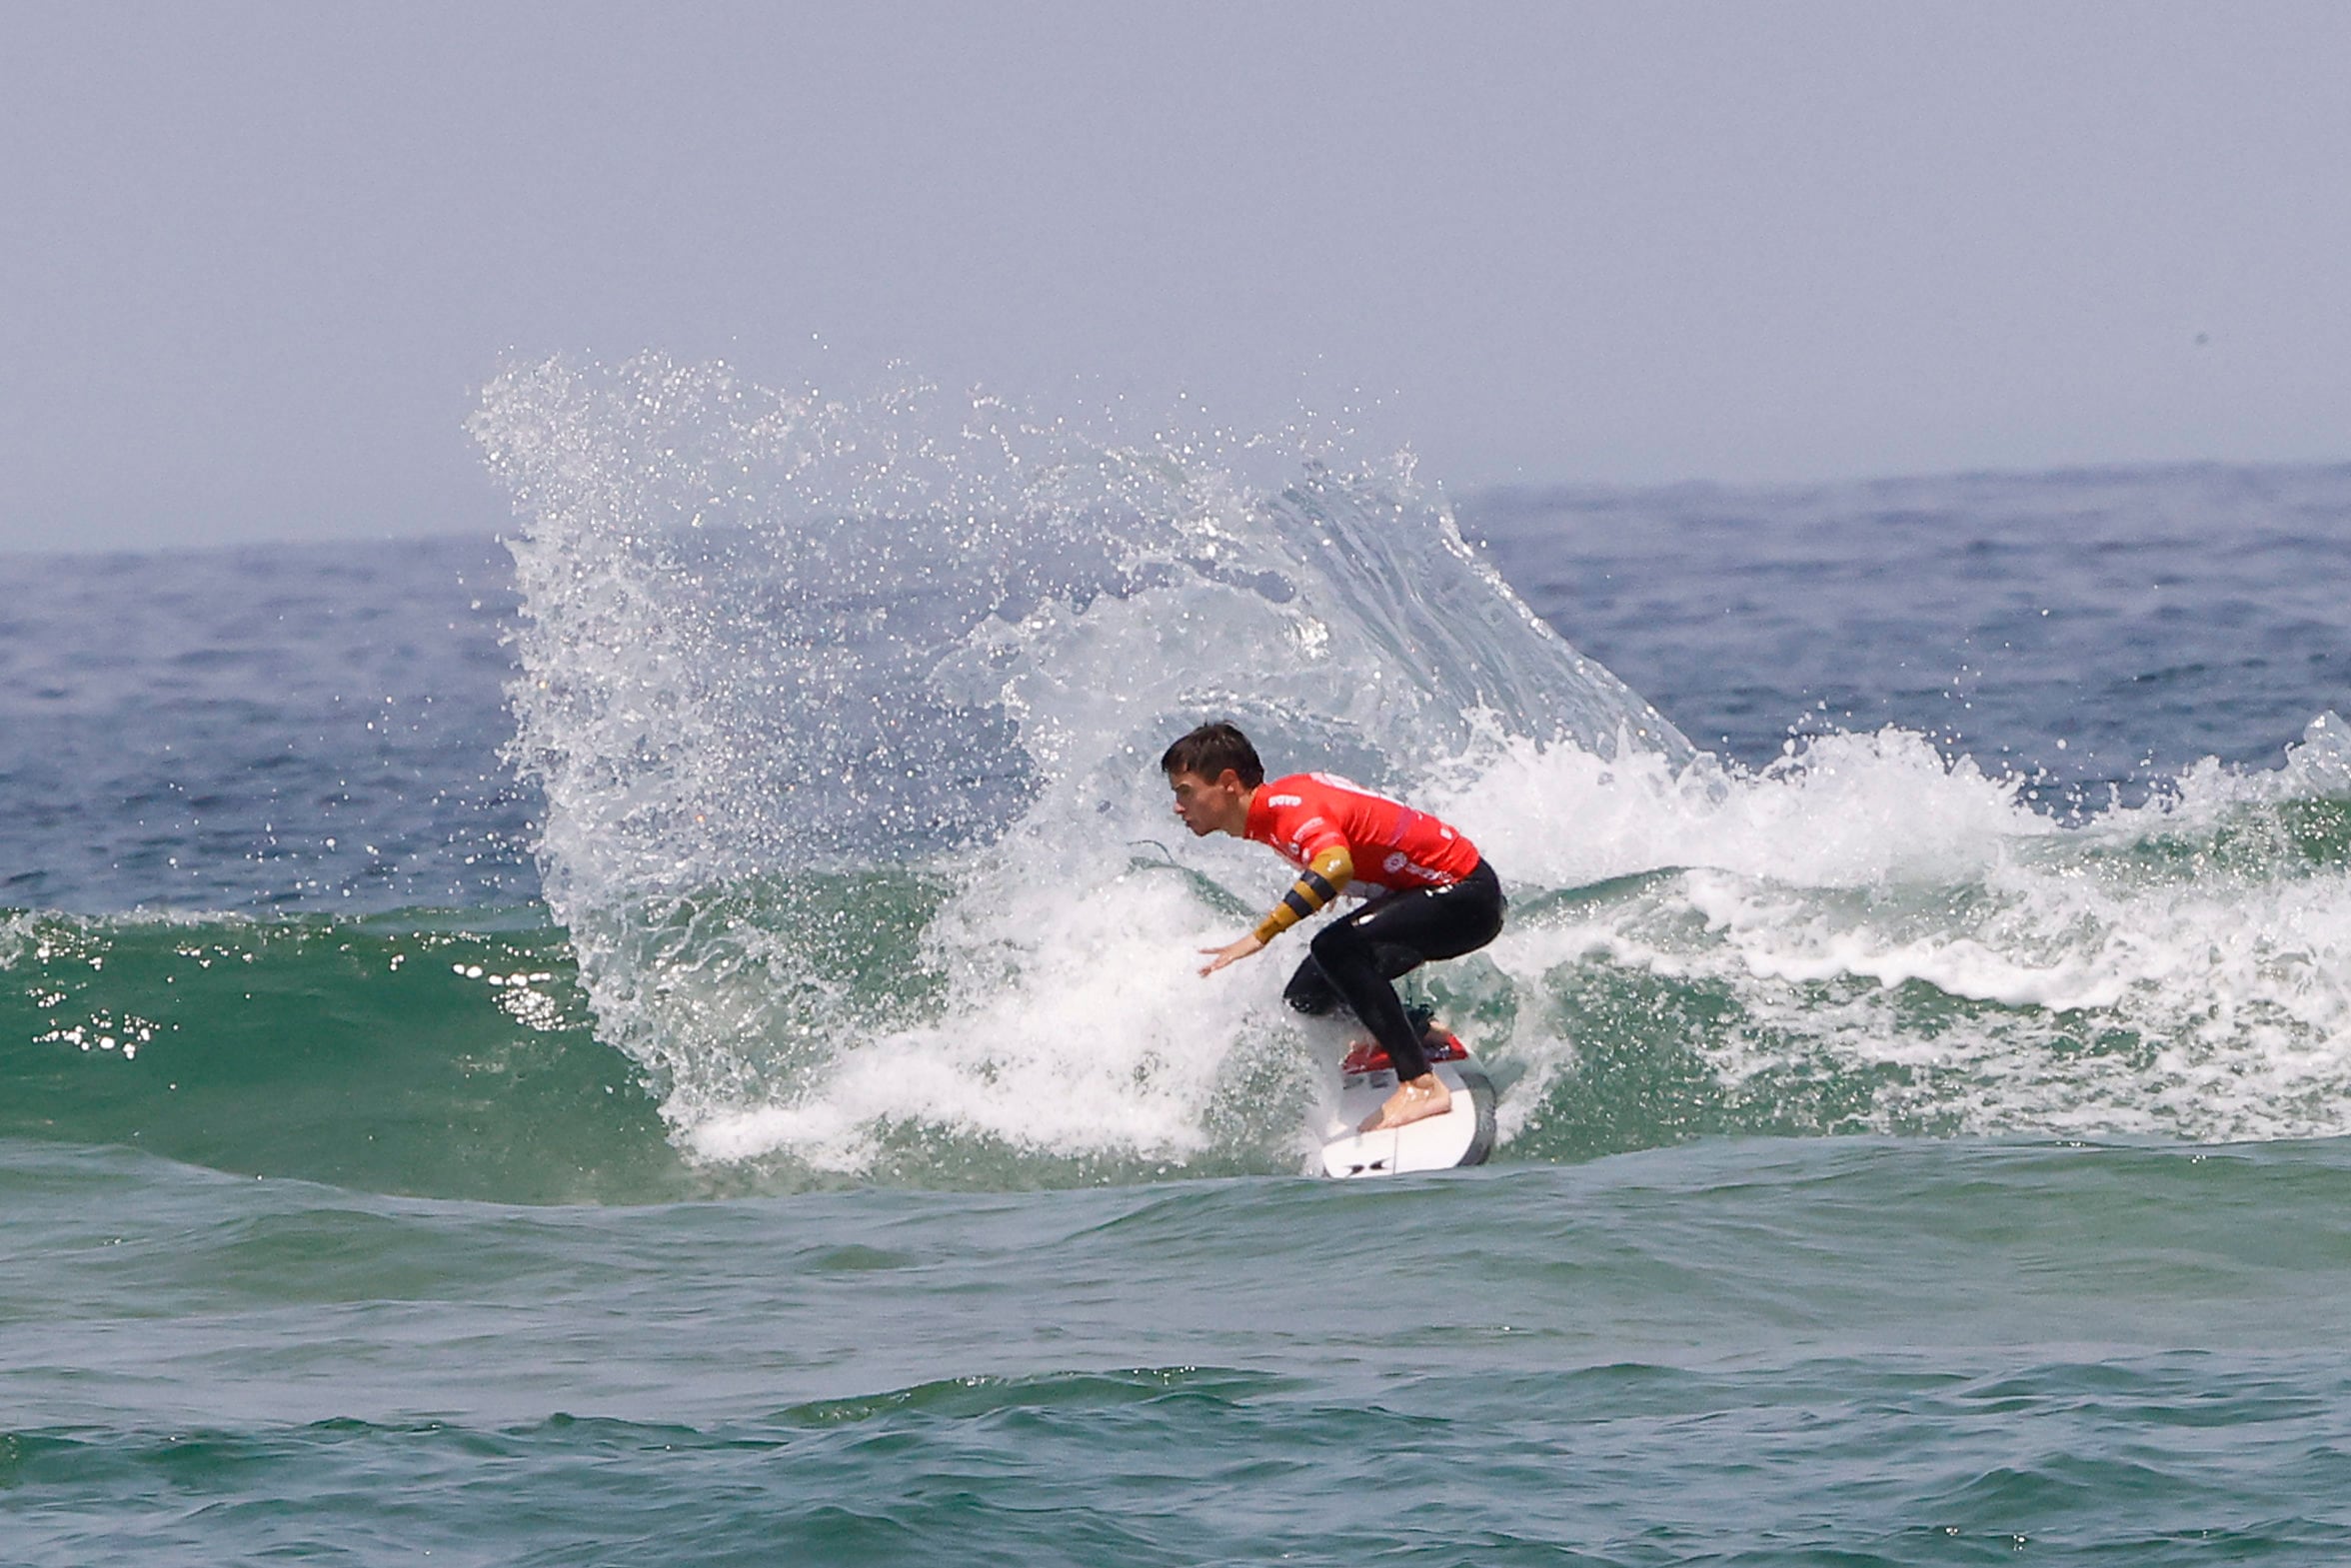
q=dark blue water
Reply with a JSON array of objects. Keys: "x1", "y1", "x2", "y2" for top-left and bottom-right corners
[
  {"x1": 0, "y1": 538, "x2": 533, "y2": 913},
  {"x1": 1469, "y1": 463, "x2": 2349, "y2": 809}
]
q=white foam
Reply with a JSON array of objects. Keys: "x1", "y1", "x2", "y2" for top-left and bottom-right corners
[
  {"x1": 1457, "y1": 712, "x2": 2351, "y2": 1144},
  {"x1": 0, "y1": 910, "x2": 35, "y2": 970},
  {"x1": 685, "y1": 866, "x2": 1274, "y2": 1167}
]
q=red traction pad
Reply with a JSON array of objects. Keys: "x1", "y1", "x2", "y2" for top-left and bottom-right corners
[{"x1": 1339, "y1": 1029, "x2": 1466, "y2": 1076}]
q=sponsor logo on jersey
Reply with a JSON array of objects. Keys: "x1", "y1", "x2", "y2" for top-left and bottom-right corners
[{"x1": 1382, "y1": 849, "x2": 1447, "y2": 882}]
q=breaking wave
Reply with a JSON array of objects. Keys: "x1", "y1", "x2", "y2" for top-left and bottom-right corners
[{"x1": 447, "y1": 355, "x2": 2351, "y2": 1185}]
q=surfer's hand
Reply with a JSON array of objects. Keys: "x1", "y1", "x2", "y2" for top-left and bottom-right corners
[{"x1": 1197, "y1": 933, "x2": 1265, "y2": 975}]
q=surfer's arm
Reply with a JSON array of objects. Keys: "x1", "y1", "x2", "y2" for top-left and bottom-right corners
[{"x1": 1249, "y1": 845, "x2": 1354, "y2": 944}]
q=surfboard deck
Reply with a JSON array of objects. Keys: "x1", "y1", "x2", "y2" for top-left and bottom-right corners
[{"x1": 1316, "y1": 1046, "x2": 1496, "y2": 1179}]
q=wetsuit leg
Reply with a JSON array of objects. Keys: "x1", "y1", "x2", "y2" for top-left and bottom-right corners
[
  {"x1": 1281, "y1": 958, "x2": 1346, "y2": 1019},
  {"x1": 1281, "y1": 861, "x2": 1505, "y2": 1080}
]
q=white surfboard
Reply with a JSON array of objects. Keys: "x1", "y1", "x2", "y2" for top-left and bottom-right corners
[{"x1": 1316, "y1": 1042, "x2": 1496, "y2": 1179}]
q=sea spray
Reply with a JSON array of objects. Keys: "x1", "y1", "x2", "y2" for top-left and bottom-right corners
[{"x1": 470, "y1": 354, "x2": 1686, "y2": 1172}]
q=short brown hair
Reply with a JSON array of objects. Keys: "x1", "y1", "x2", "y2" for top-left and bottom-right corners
[{"x1": 1161, "y1": 722, "x2": 1264, "y2": 787}]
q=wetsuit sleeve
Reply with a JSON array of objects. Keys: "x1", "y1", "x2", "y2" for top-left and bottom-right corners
[{"x1": 1251, "y1": 845, "x2": 1354, "y2": 943}]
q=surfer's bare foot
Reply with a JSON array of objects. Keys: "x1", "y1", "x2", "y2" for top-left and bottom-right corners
[{"x1": 1360, "y1": 1072, "x2": 1453, "y2": 1132}]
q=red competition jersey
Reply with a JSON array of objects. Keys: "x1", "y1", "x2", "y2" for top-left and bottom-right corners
[{"x1": 1244, "y1": 773, "x2": 1481, "y2": 893}]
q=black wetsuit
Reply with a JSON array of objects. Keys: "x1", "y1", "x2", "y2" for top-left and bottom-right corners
[{"x1": 1281, "y1": 858, "x2": 1506, "y2": 1080}]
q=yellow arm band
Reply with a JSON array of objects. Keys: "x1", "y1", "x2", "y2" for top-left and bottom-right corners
[{"x1": 1251, "y1": 846, "x2": 1354, "y2": 943}]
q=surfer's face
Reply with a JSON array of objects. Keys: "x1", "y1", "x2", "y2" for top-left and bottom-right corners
[{"x1": 1168, "y1": 769, "x2": 1249, "y2": 836}]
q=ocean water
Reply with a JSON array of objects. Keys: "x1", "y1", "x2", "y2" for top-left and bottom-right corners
[{"x1": 3, "y1": 357, "x2": 2347, "y2": 1563}]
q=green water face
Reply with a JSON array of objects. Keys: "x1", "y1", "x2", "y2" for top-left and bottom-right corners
[{"x1": 0, "y1": 909, "x2": 686, "y2": 1204}]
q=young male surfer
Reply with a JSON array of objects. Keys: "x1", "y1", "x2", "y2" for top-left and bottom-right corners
[{"x1": 1161, "y1": 722, "x2": 1506, "y2": 1132}]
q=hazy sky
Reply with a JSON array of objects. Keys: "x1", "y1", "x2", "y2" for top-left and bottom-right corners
[{"x1": 4, "y1": 1, "x2": 2347, "y2": 552}]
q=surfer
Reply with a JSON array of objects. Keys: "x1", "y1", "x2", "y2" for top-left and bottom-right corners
[{"x1": 1162, "y1": 722, "x2": 1506, "y2": 1132}]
